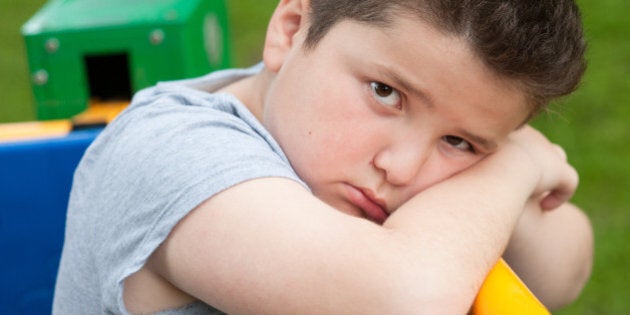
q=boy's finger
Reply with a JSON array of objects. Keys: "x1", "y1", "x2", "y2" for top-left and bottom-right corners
[
  {"x1": 540, "y1": 191, "x2": 567, "y2": 210},
  {"x1": 540, "y1": 166, "x2": 579, "y2": 210}
]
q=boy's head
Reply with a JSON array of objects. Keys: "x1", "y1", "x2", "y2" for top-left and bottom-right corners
[
  {"x1": 250, "y1": 0, "x2": 586, "y2": 223},
  {"x1": 304, "y1": 0, "x2": 586, "y2": 117}
]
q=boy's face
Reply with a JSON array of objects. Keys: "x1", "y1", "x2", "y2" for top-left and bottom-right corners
[{"x1": 261, "y1": 10, "x2": 529, "y2": 224}]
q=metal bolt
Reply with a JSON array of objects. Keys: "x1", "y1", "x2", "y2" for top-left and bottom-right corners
[
  {"x1": 149, "y1": 29, "x2": 165, "y2": 45},
  {"x1": 32, "y1": 69, "x2": 49, "y2": 85},
  {"x1": 203, "y1": 14, "x2": 222, "y2": 66},
  {"x1": 45, "y1": 38, "x2": 59, "y2": 53}
]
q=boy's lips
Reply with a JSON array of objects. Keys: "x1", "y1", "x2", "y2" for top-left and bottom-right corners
[{"x1": 345, "y1": 184, "x2": 389, "y2": 224}]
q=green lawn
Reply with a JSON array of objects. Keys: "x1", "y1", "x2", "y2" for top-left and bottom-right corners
[
  {"x1": 537, "y1": 1, "x2": 630, "y2": 313},
  {"x1": 2, "y1": 0, "x2": 628, "y2": 313}
]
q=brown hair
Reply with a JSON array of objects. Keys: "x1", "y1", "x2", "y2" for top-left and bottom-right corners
[{"x1": 304, "y1": 0, "x2": 587, "y2": 115}]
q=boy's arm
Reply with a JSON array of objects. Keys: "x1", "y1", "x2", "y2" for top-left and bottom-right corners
[
  {"x1": 504, "y1": 201, "x2": 593, "y2": 310},
  {"x1": 146, "y1": 128, "x2": 575, "y2": 314}
]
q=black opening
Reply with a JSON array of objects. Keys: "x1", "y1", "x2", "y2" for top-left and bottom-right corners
[{"x1": 84, "y1": 53, "x2": 132, "y2": 101}]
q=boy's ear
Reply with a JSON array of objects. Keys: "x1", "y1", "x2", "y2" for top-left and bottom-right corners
[{"x1": 263, "y1": 0, "x2": 310, "y2": 73}]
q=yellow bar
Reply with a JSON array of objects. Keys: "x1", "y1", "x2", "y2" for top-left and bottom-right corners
[
  {"x1": 72, "y1": 100, "x2": 128, "y2": 125},
  {"x1": 0, "y1": 120, "x2": 72, "y2": 142},
  {"x1": 471, "y1": 258, "x2": 549, "y2": 315},
  {"x1": 0, "y1": 100, "x2": 127, "y2": 143}
]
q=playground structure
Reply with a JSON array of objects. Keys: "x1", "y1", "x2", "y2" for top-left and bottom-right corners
[
  {"x1": 23, "y1": 0, "x2": 231, "y2": 121},
  {"x1": 0, "y1": 1, "x2": 549, "y2": 314}
]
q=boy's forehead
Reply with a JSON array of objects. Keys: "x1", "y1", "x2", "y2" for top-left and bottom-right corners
[
  {"x1": 302, "y1": 12, "x2": 531, "y2": 110},
  {"x1": 300, "y1": 14, "x2": 532, "y2": 129},
  {"x1": 314, "y1": 9, "x2": 531, "y2": 105}
]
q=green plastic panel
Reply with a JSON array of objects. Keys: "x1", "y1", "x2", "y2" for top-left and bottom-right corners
[{"x1": 22, "y1": 0, "x2": 232, "y2": 120}]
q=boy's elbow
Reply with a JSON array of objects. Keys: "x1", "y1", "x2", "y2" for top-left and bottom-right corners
[
  {"x1": 543, "y1": 206, "x2": 594, "y2": 310},
  {"x1": 543, "y1": 250, "x2": 593, "y2": 310}
]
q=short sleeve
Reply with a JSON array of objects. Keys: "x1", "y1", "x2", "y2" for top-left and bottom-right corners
[{"x1": 66, "y1": 89, "x2": 304, "y2": 313}]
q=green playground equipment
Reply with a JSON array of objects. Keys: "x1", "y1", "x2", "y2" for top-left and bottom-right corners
[{"x1": 22, "y1": 0, "x2": 232, "y2": 120}]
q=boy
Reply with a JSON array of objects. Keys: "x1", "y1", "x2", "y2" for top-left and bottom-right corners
[{"x1": 53, "y1": 0, "x2": 593, "y2": 314}]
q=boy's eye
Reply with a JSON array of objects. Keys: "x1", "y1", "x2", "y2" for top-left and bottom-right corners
[
  {"x1": 443, "y1": 135, "x2": 475, "y2": 153},
  {"x1": 370, "y1": 82, "x2": 401, "y2": 109}
]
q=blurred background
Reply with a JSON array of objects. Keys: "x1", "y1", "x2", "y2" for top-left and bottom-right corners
[{"x1": 1, "y1": 0, "x2": 628, "y2": 313}]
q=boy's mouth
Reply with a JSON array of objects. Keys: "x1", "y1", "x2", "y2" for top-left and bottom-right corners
[{"x1": 345, "y1": 185, "x2": 389, "y2": 224}]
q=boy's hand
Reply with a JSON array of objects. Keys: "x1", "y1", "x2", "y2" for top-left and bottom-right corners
[
  {"x1": 501, "y1": 125, "x2": 579, "y2": 210},
  {"x1": 500, "y1": 128, "x2": 592, "y2": 309}
]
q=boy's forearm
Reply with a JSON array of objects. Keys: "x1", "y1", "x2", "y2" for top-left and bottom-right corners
[
  {"x1": 149, "y1": 129, "x2": 572, "y2": 313},
  {"x1": 151, "y1": 178, "x2": 517, "y2": 314},
  {"x1": 151, "y1": 149, "x2": 541, "y2": 314},
  {"x1": 503, "y1": 202, "x2": 593, "y2": 310}
]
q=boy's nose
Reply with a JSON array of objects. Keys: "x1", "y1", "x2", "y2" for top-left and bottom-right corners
[{"x1": 372, "y1": 141, "x2": 430, "y2": 187}]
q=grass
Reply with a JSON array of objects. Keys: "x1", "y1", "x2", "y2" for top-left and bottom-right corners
[
  {"x1": 0, "y1": 0, "x2": 44, "y2": 122},
  {"x1": 536, "y1": 0, "x2": 630, "y2": 313},
  {"x1": 2, "y1": 0, "x2": 628, "y2": 313}
]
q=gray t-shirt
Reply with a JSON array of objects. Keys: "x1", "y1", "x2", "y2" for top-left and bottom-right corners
[{"x1": 53, "y1": 65, "x2": 306, "y2": 314}]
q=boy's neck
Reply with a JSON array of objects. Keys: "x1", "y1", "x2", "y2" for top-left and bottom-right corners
[{"x1": 217, "y1": 67, "x2": 273, "y2": 122}]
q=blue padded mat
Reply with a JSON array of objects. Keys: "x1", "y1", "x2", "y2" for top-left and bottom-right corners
[{"x1": 0, "y1": 128, "x2": 101, "y2": 314}]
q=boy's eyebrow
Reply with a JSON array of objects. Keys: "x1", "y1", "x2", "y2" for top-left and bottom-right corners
[{"x1": 377, "y1": 67, "x2": 435, "y2": 108}]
